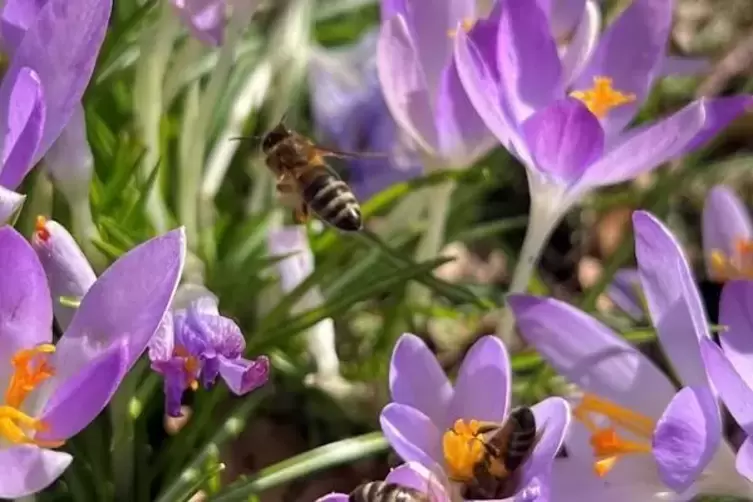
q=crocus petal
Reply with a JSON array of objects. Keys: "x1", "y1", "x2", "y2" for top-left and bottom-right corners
[
  {"x1": 633, "y1": 211, "x2": 710, "y2": 388},
  {"x1": 148, "y1": 313, "x2": 174, "y2": 362},
  {"x1": 385, "y1": 461, "x2": 450, "y2": 502},
  {"x1": 681, "y1": 96, "x2": 753, "y2": 153},
  {"x1": 53, "y1": 228, "x2": 185, "y2": 384},
  {"x1": 390, "y1": 333, "x2": 452, "y2": 426},
  {"x1": 380, "y1": 403, "x2": 444, "y2": 468},
  {"x1": 572, "y1": 0, "x2": 672, "y2": 135},
  {"x1": 719, "y1": 281, "x2": 753, "y2": 390},
  {"x1": 0, "y1": 186, "x2": 25, "y2": 223},
  {"x1": 5, "y1": 0, "x2": 111, "y2": 162},
  {"x1": 560, "y1": 0, "x2": 600, "y2": 85},
  {"x1": 172, "y1": 284, "x2": 219, "y2": 311},
  {"x1": 550, "y1": 0, "x2": 586, "y2": 40},
  {"x1": 315, "y1": 495, "x2": 349, "y2": 502},
  {"x1": 522, "y1": 397, "x2": 571, "y2": 481},
  {"x1": 653, "y1": 385, "x2": 721, "y2": 492},
  {"x1": 377, "y1": 15, "x2": 437, "y2": 154},
  {"x1": 495, "y1": 0, "x2": 564, "y2": 123},
  {"x1": 578, "y1": 100, "x2": 706, "y2": 188},
  {"x1": 44, "y1": 104, "x2": 93, "y2": 204},
  {"x1": 447, "y1": 335, "x2": 510, "y2": 425},
  {"x1": 702, "y1": 186, "x2": 753, "y2": 278},
  {"x1": 171, "y1": 0, "x2": 225, "y2": 46},
  {"x1": 0, "y1": 66, "x2": 45, "y2": 189},
  {"x1": 188, "y1": 308, "x2": 245, "y2": 358},
  {"x1": 699, "y1": 337, "x2": 753, "y2": 434},
  {"x1": 0, "y1": 226, "x2": 52, "y2": 385},
  {"x1": 32, "y1": 218, "x2": 96, "y2": 331},
  {"x1": 736, "y1": 437, "x2": 753, "y2": 483},
  {"x1": 508, "y1": 294, "x2": 675, "y2": 418},
  {"x1": 38, "y1": 339, "x2": 128, "y2": 440},
  {"x1": 0, "y1": 0, "x2": 38, "y2": 50},
  {"x1": 153, "y1": 356, "x2": 191, "y2": 417},
  {"x1": 520, "y1": 98, "x2": 603, "y2": 183},
  {"x1": 606, "y1": 268, "x2": 645, "y2": 320},
  {"x1": 218, "y1": 355, "x2": 270, "y2": 395},
  {"x1": 0, "y1": 446, "x2": 72, "y2": 499},
  {"x1": 658, "y1": 55, "x2": 711, "y2": 78}
]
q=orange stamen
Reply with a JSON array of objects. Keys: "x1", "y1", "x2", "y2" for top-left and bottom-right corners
[
  {"x1": 709, "y1": 237, "x2": 753, "y2": 281},
  {"x1": 570, "y1": 77, "x2": 636, "y2": 119},
  {"x1": 174, "y1": 345, "x2": 200, "y2": 391},
  {"x1": 35, "y1": 216, "x2": 50, "y2": 242},
  {"x1": 442, "y1": 419, "x2": 486, "y2": 482},
  {"x1": 447, "y1": 18, "x2": 476, "y2": 39}
]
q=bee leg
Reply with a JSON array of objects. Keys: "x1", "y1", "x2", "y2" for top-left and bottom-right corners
[
  {"x1": 293, "y1": 203, "x2": 310, "y2": 224},
  {"x1": 275, "y1": 175, "x2": 295, "y2": 193}
]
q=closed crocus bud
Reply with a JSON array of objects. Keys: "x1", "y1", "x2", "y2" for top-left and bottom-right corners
[{"x1": 31, "y1": 216, "x2": 96, "y2": 330}]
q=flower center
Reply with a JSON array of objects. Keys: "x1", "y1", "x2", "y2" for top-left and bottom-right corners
[
  {"x1": 570, "y1": 77, "x2": 636, "y2": 119},
  {"x1": 709, "y1": 238, "x2": 753, "y2": 282},
  {"x1": 35, "y1": 215, "x2": 50, "y2": 242},
  {"x1": 443, "y1": 419, "x2": 486, "y2": 481},
  {"x1": 447, "y1": 17, "x2": 475, "y2": 39},
  {"x1": 0, "y1": 344, "x2": 64, "y2": 448},
  {"x1": 573, "y1": 393, "x2": 653, "y2": 476},
  {"x1": 174, "y1": 345, "x2": 200, "y2": 391}
]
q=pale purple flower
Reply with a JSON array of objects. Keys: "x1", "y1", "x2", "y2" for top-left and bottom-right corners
[
  {"x1": 0, "y1": 225, "x2": 184, "y2": 498},
  {"x1": 508, "y1": 210, "x2": 748, "y2": 500},
  {"x1": 31, "y1": 216, "x2": 96, "y2": 331},
  {"x1": 381, "y1": 333, "x2": 570, "y2": 500},
  {"x1": 700, "y1": 280, "x2": 753, "y2": 485},
  {"x1": 148, "y1": 288, "x2": 269, "y2": 417},
  {"x1": 316, "y1": 462, "x2": 453, "y2": 502},
  {"x1": 606, "y1": 268, "x2": 645, "y2": 321},
  {"x1": 702, "y1": 185, "x2": 753, "y2": 283},
  {"x1": 170, "y1": 0, "x2": 260, "y2": 46},
  {"x1": 309, "y1": 29, "x2": 422, "y2": 200}
]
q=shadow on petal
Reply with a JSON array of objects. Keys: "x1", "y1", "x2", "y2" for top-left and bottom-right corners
[{"x1": 0, "y1": 446, "x2": 72, "y2": 499}]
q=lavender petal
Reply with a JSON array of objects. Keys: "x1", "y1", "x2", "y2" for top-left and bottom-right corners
[
  {"x1": 218, "y1": 355, "x2": 270, "y2": 395},
  {"x1": 702, "y1": 186, "x2": 753, "y2": 278},
  {"x1": 0, "y1": 446, "x2": 72, "y2": 499},
  {"x1": 380, "y1": 403, "x2": 444, "y2": 468},
  {"x1": 719, "y1": 281, "x2": 753, "y2": 391}
]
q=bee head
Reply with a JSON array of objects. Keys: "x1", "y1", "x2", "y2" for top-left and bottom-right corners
[{"x1": 261, "y1": 123, "x2": 291, "y2": 153}]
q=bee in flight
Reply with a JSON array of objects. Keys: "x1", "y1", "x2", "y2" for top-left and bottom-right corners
[
  {"x1": 348, "y1": 481, "x2": 433, "y2": 502},
  {"x1": 259, "y1": 121, "x2": 385, "y2": 232},
  {"x1": 457, "y1": 406, "x2": 538, "y2": 499}
]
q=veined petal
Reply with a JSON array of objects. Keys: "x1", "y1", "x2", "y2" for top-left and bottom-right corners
[
  {"x1": 0, "y1": 186, "x2": 25, "y2": 223},
  {"x1": 578, "y1": 100, "x2": 706, "y2": 188},
  {"x1": 32, "y1": 218, "x2": 96, "y2": 331},
  {"x1": 148, "y1": 313, "x2": 174, "y2": 362},
  {"x1": 561, "y1": 0, "x2": 600, "y2": 85},
  {"x1": 447, "y1": 335, "x2": 510, "y2": 425},
  {"x1": 0, "y1": 446, "x2": 72, "y2": 499},
  {"x1": 719, "y1": 282, "x2": 753, "y2": 391},
  {"x1": 38, "y1": 339, "x2": 128, "y2": 440},
  {"x1": 0, "y1": 66, "x2": 45, "y2": 189},
  {"x1": 4, "y1": 0, "x2": 111, "y2": 162},
  {"x1": 187, "y1": 307, "x2": 244, "y2": 358},
  {"x1": 702, "y1": 186, "x2": 753, "y2": 278},
  {"x1": 218, "y1": 355, "x2": 270, "y2": 395},
  {"x1": 53, "y1": 228, "x2": 185, "y2": 384},
  {"x1": 653, "y1": 385, "x2": 721, "y2": 492},
  {"x1": 700, "y1": 337, "x2": 753, "y2": 435},
  {"x1": 572, "y1": 0, "x2": 672, "y2": 135},
  {"x1": 520, "y1": 98, "x2": 603, "y2": 184},
  {"x1": 380, "y1": 403, "x2": 444, "y2": 468},
  {"x1": 377, "y1": 15, "x2": 437, "y2": 154},
  {"x1": 633, "y1": 211, "x2": 710, "y2": 389},
  {"x1": 0, "y1": 226, "x2": 52, "y2": 387},
  {"x1": 389, "y1": 333, "x2": 452, "y2": 427},
  {"x1": 495, "y1": 0, "x2": 564, "y2": 123},
  {"x1": 508, "y1": 294, "x2": 674, "y2": 419}
]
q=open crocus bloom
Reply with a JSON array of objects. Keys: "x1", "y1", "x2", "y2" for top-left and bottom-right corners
[
  {"x1": 508, "y1": 210, "x2": 753, "y2": 500},
  {"x1": 380, "y1": 333, "x2": 570, "y2": 500},
  {"x1": 0, "y1": 225, "x2": 184, "y2": 497},
  {"x1": 702, "y1": 185, "x2": 753, "y2": 282}
]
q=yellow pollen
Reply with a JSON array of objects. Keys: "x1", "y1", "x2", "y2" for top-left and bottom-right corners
[
  {"x1": 442, "y1": 419, "x2": 486, "y2": 482},
  {"x1": 709, "y1": 238, "x2": 753, "y2": 282},
  {"x1": 447, "y1": 17, "x2": 475, "y2": 39},
  {"x1": 573, "y1": 393, "x2": 654, "y2": 477},
  {"x1": 1, "y1": 344, "x2": 65, "y2": 448},
  {"x1": 570, "y1": 77, "x2": 636, "y2": 119},
  {"x1": 174, "y1": 345, "x2": 200, "y2": 391}
]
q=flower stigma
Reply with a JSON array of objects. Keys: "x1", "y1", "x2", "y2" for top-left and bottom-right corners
[
  {"x1": 442, "y1": 418, "x2": 487, "y2": 481},
  {"x1": 0, "y1": 344, "x2": 64, "y2": 448},
  {"x1": 573, "y1": 393, "x2": 654, "y2": 476},
  {"x1": 570, "y1": 77, "x2": 636, "y2": 119},
  {"x1": 447, "y1": 18, "x2": 475, "y2": 39},
  {"x1": 35, "y1": 215, "x2": 51, "y2": 242},
  {"x1": 709, "y1": 238, "x2": 753, "y2": 281}
]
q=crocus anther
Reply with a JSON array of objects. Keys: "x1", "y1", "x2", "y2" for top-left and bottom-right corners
[
  {"x1": 443, "y1": 418, "x2": 490, "y2": 481},
  {"x1": 572, "y1": 393, "x2": 653, "y2": 477},
  {"x1": 709, "y1": 238, "x2": 753, "y2": 281},
  {"x1": 570, "y1": 77, "x2": 637, "y2": 119},
  {"x1": 447, "y1": 18, "x2": 476, "y2": 39},
  {"x1": 35, "y1": 215, "x2": 51, "y2": 242},
  {"x1": 0, "y1": 344, "x2": 64, "y2": 448},
  {"x1": 173, "y1": 345, "x2": 200, "y2": 391}
]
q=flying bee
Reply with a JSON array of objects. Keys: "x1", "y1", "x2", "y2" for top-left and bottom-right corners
[
  {"x1": 348, "y1": 481, "x2": 432, "y2": 502},
  {"x1": 259, "y1": 121, "x2": 386, "y2": 232},
  {"x1": 457, "y1": 407, "x2": 538, "y2": 500}
]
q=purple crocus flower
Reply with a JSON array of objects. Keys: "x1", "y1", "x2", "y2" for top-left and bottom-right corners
[
  {"x1": 508, "y1": 210, "x2": 751, "y2": 499},
  {"x1": 31, "y1": 216, "x2": 96, "y2": 331},
  {"x1": 309, "y1": 29, "x2": 422, "y2": 200},
  {"x1": 702, "y1": 185, "x2": 753, "y2": 283},
  {"x1": 317, "y1": 462, "x2": 454, "y2": 502},
  {"x1": 700, "y1": 280, "x2": 753, "y2": 484},
  {"x1": 0, "y1": 225, "x2": 184, "y2": 497},
  {"x1": 170, "y1": 0, "x2": 260, "y2": 46},
  {"x1": 381, "y1": 333, "x2": 570, "y2": 500},
  {"x1": 148, "y1": 287, "x2": 269, "y2": 417},
  {"x1": 606, "y1": 268, "x2": 645, "y2": 321}
]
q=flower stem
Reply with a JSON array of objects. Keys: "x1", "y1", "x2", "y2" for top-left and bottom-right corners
[{"x1": 69, "y1": 193, "x2": 107, "y2": 271}]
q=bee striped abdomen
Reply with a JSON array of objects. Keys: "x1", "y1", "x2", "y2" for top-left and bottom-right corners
[
  {"x1": 302, "y1": 171, "x2": 362, "y2": 232},
  {"x1": 504, "y1": 407, "x2": 537, "y2": 472},
  {"x1": 349, "y1": 482, "x2": 429, "y2": 502}
]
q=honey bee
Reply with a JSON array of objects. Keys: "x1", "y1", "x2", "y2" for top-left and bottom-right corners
[
  {"x1": 348, "y1": 482, "x2": 432, "y2": 502},
  {"x1": 460, "y1": 407, "x2": 538, "y2": 499},
  {"x1": 260, "y1": 122, "x2": 384, "y2": 232}
]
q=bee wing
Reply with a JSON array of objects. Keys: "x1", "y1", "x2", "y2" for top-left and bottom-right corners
[{"x1": 313, "y1": 146, "x2": 389, "y2": 161}]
